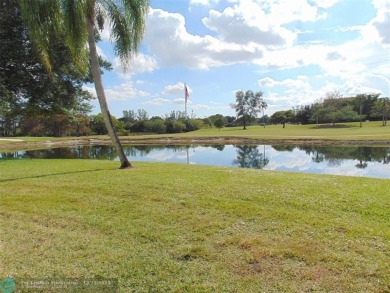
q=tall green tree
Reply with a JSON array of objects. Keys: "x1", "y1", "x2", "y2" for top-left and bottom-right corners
[
  {"x1": 1, "y1": 0, "x2": 95, "y2": 137},
  {"x1": 213, "y1": 117, "x2": 226, "y2": 130},
  {"x1": 354, "y1": 93, "x2": 380, "y2": 127},
  {"x1": 270, "y1": 110, "x2": 295, "y2": 127},
  {"x1": 372, "y1": 97, "x2": 390, "y2": 126},
  {"x1": 90, "y1": 113, "x2": 125, "y2": 135},
  {"x1": 311, "y1": 102, "x2": 323, "y2": 128},
  {"x1": 260, "y1": 99, "x2": 268, "y2": 128},
  {"x1": 207, "y1": 114, "x2": 226, "y2": 126},
  {"x1": 313, "y1": 106, "x2": 359, "y2": 127},
  {"x1": 231, "y1": 90, "x2": 267, "y2": 130},
  {"x1": 20, "y1": 0, "x2": 149, "y2": 169}
]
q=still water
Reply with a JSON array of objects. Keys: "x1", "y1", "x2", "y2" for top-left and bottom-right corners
[{"x1": 1, "y1": 144, "x2": 390, "y2": 178}]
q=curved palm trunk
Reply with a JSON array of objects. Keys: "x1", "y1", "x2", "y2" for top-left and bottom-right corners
[
  {"x1": 262, "y1": 108, "x2": 265, "y2": 128},
  {"x1": 87, "y1": 18, "x2": 131, "y2": 169},
  {"x1": 383, "y1": 110, "x2": 385, "y2": 126}
]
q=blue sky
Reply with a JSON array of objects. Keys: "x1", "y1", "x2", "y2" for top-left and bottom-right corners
[{"x1": 84, "y1": 0, "x2": 390, "y2": 119}]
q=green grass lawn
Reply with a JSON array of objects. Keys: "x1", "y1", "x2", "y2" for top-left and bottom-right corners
[
  {"x1": 1, "y1": 121, "x2": 390, "y2": 147},
  {"x1": 1, "y1": 159, "x2": 389, "y2": 292},
  {"x1": 178, "y1": 121, "x2": 390, "y2": 141}
]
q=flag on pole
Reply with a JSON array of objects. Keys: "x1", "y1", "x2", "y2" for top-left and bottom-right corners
[{"x1": 185, "y1": 84, "x2": 189, "y2": 103}]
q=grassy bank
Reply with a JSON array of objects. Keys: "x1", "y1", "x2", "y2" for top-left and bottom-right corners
[
  {"x1": 1, "y1": 122, "x2": 390, "y2": 151},
  {"x1": 1, "y1": 159, "x2": 389, "y2": 292},
  {"x1": 181, "y1": 121, "x2": 390, "y2": 141}
]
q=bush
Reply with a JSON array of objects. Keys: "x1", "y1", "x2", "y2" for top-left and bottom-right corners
[
  {"x1": 145, "y1": 120, "x2": 166, "y2": 134},
  {"x1": 184, "y1": 119, "x2": 204, "y2": 131},
  {"x1": 89, "y1": 113, "x2": 126, "y2": 135},
  {"x1": 129, "y1": 120, "x2": 146, "y2": 133},
  {"x1": 165, "y1": 120, "x2": 186, "y2": 133}
]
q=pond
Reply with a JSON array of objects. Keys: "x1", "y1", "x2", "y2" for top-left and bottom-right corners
[{"x1": 2, "y1": 144, "x2": 390, "y2": 179}]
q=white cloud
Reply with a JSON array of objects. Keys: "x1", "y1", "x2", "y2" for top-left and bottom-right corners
[
  {"x1": 83, "y1": 82, "x2": 149, "y2": 102},
  {"x1": 144, "y1": 98, "x2": 171, "y2": 106},
  {"x1": 189, "y1": 0, "x2": 219, "y2": 6},
  {"x1": 96, "y1": 45, "x2": 107, "y2": 59},
  {"x1": 113, "y1": 53, "x2": 158, "y2": 78},
  {"x1": 357, "y1": 1, "x2": 390, "y2": 46},
  {"x1": 340, "y1": 80, "x2": 383, "y2": 97},
  {"x1": 258, "y1": 77, "x2": 309, "y2": 89},
  {"x1": 372, "y1": 6, "x2": 390, "y2": 45},
  {"x1": 256, "y1": 44, "x2": 327, "y2": 70},
  {"x1": 334, "y1": 25, "x2": 363, "y2": 33},
  {"x1": 145, "y1": 2, "x2": 383, "y2": 79},
  {"x1": 371, "y1": 0, "x2": 390, "y2": 11},
  {"x1": 163, "y1": 82, "x2": 192, "y2": 96},
  {"x1": 142, "y1": 97, "x2": 189, "y2": 107},
  {"x1": 202, "y1": 4, "x2": 295, "y2": 46},
  {"x1": 265, "y1": 91, "x2": 313, "y2": 109},
  {"x1": 267, "y1": 0, "x2": 325, "y2": 24},
  {"x1": 255, "y1": 26, "x2": 389, "y2": 98},
  {"x1": 257, "y1": 72, "x2": 387, "y2": 113},
  {"x1": 226, "y1": 0, "x2": 335, "y2": 24},
  {"x1": 142, "y1": 83, "x2": 194, "y2": 107},
  {"x1": 258, "y1": 77, "x2": 277, "y2": 87},
  {"x1": 310, "y1": 0, "x2": 341, "y2": 9},
  {"x1": 374, "y1": 16, "x2": 390, "y2": 44},
  {"x1": 143, "y1": 1, "x2": 345, "y2": 71},
  {"x1": 191, "y1": 104, "x2": 211, "y2": 110},
  {"x1": 144, "y1": 8, "x2": 264, "y2": 69},
  {"x1": 173, "y1": 98, "x2": 186, "y2": 104}
]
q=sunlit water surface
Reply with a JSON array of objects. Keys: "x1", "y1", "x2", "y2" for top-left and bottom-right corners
[{"x1": 2, "y1": 144, "x2": 390, "y2": 178}]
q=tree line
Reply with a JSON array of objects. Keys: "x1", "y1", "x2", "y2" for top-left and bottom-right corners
[
  {"x1": 0, "y1": 108, "x2": 239, "y2": 137},
  {"x1": 269, "y1": 92, "x2": 390, "y2": 128}
]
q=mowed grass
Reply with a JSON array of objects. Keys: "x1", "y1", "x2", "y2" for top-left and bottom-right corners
[
  {"x1": 179, "y1": 121, "x2": 390, "y2": 141},
  {"x1": 1, "y1": 159, "x2": 389, "y2": 292},
  {"x1": 1, "y1": 121, "x2": 390, "y2": 147}
]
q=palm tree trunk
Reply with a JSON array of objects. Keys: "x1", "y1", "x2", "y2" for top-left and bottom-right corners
[
  {"x1": 86, "y1": 18, "x2": 131, "y2": 169},
  {"x1": 262, "y1": 108, "x2": 265, "y2": 128},
  {"x1": 383, "y1": 111, "x2": 385, "y2": 126}
]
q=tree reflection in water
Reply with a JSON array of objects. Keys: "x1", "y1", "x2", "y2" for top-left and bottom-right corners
[
  {"x1": 232, "y1": 145, "x2": 269, "y2": 169},
  {"x1": 289, "y1": 145, "x2": 390, "y2": 169},
  {"x1": 1, "y1": 144, "x2": 389, "y2": 175}
]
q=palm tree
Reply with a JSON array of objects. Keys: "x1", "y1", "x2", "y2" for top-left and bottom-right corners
[
  {"x1": 260, "y1": 99, "x2": 267, "y2": 128},
  {"x1": 356, "y1": 94, "x2": 366, "y2": 128},
  {"x1": 20, "y1": 0, "x2": 149, "y2": 168},
  {"x1": 373, "y1": 97, "x2": 390, "y2": 126}
]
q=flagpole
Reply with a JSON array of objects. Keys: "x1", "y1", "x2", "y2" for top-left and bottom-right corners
[
  {"x1": 185, "y1": 97, "x2": 187, "y2": 119},
  {"x1": 184, "y1": 83, "x2": 188, "y2": 118}
]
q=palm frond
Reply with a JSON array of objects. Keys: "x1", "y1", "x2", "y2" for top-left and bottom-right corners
[
  {"x1": 103, "y1": 0, "x2": 149, "y2": 68},
  {"x1": 19, "y1": 0, "x2": 62, "y2": 74},
  {"x1": 95, "y1": 2, "x2": 107, "y2": 30},
  {"x1": 20, "y1": 0, "x2": 149, "y2": 74},
  {"x1": 62, "y1": 0, "x2": 89, "y2": 73}
]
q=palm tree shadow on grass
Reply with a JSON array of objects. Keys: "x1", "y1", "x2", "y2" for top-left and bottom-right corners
[{"x1": 0, "y1": 168, "x2": 110, "y2": 183}]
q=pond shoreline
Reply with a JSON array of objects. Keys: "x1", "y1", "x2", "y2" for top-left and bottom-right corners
[{"x1": 1, "y1": 136, "x2": 390, "y2": 151}]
